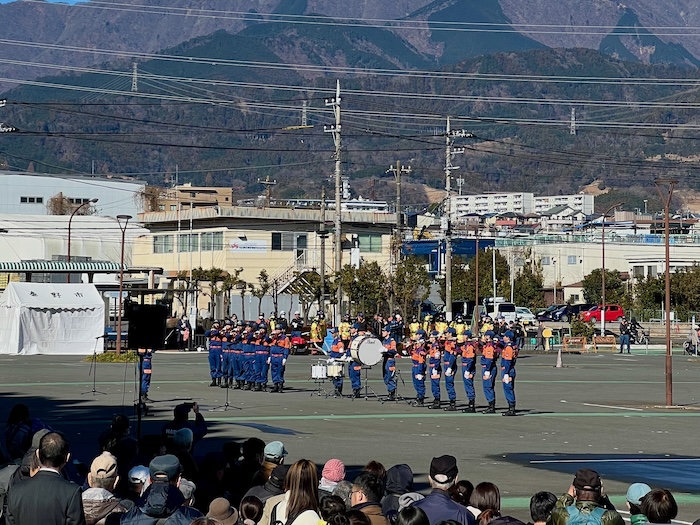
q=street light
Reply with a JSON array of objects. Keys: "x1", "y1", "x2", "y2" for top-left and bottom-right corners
[
  {"x1": 601, "y1": 202, "x2": 623, "y2": 335},
  {"x1": 67, "y1": 197, "x2": 99, "y2": 264},
  {"x1": 655, "y1": 179, "x2": 678, "y2": 407},
  {"x1": 116, "y1": 214, "x2": 132, "y2": 356}
]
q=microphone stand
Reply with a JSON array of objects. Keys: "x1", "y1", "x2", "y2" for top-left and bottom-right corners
[{"x1": 82, "y1": 335, "x2": 107, "y2": 396}]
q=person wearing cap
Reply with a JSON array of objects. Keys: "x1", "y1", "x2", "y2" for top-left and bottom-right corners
[
  {"x1": 459, "y1": 331, "x2": 478, "y2": 413},
  {"x1": 329, "y1": 327, "x2": 346, "y2": 397},
  {"x1": 412, "y1": 455, "x2": 474, "y2": 525},
  {"x1": 120, "y1": 454, "x2": 202, "y2": 525},
  {"x1": 480, "y1": 332, "x2": 499, "y2": 414},
  {"x1": 500, "y1": 331, "x2": 518, "y2": 417},
  {"x1": 245, "y1": 463, "x2": 289, "y2": 504},
  {"x1": 125, "y1": 465, "x2": 149, "y2": 503},
  {"x1": 619, "y1": 318, "x2": 631, "y2": 354},
  {"x1": 270, "y1": 328, "x2": 291, "y2": 393},
  {"x1": 318, "y1": 459, "x2": 346, "y2": 499},
  {"x1": 442, "y1": 328, "x2": 459, "y2": 412},
  {"x1": 426, "y1": 331, "x2": 442, "y2": 409},
  {"x1": 625, "y1": 483, "x2": 651, "y2": 525},
  {"x1": 348, "y1": 324, "x2": 363, "y2": 398},
  {"x1": 350, "y1": 472, "x2": 388, "y2": 525},
  {"x1": 547, "y1": 468, "x2": 623, "y2": 525},
  {"x1": 82, "y1": 452, "x2": 131, "y2": 525},
  {"x1": 206, "y1": 326, "x2": 224, "y2": 387},
  {"x1": 290, "y1": 312, "x2": 304, "y2": 339},
  {"x1": 410, "y1": 331, "x2": 427, "y2": 406},
  {"x1": 251, "y1": 441, "x2": 288, "y2": 487},
  {"x1": 6, "y1": 432, "x2": 85, "y2": 525},
  {"x1": 381, "y1": 327, "x2": 398, "y2": 401}
]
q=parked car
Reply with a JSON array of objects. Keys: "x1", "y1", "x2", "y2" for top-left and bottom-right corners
[
  {"x1": 515, "y1": 307, "x2": 536, "y2": 325},
  {"x1": 549, "y1": 303, "x2": 595, "y2": 323},
  {"x1": 536, "y1": 304, "x2": 567, "y2": 321},
  {"x1": 580, "y1": 304, "x2": 625, "y2": 324}
]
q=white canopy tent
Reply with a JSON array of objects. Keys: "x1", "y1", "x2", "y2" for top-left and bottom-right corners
[{"x1": 0, "y1": 282, "x2": 105, "y2": 355}]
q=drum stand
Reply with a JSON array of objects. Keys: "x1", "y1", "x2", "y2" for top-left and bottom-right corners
[
  {"x1": 310, "y1": 377, "x2": 331, "y2": 397},
  {"x1": 355, "y1": 366, "x2": 378, "y2": 401},
  {"x1": 381, "y1": 369, "x2": 411, "y2": 405}
]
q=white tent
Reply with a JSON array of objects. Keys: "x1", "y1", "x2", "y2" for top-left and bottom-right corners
[{"x1": 0, "y1": 282, "x2": 105, "y2": 355}]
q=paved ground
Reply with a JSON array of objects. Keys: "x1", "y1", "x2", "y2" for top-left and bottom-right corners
[{"x1": 2, "y1": 349, "x2": 700, "y2": 523}]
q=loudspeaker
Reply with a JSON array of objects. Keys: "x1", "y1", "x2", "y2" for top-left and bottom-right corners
[{"x1": 126, "y1": 303, "x2": 168, "y2": 350}]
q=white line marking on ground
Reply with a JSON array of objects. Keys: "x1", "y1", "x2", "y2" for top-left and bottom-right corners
[
  {"x1": 530, "y1": 458, "x2": 700, "y2": 464},
  {"x1": 583, "y1": 403, "x2": 643, "y2": 411}
]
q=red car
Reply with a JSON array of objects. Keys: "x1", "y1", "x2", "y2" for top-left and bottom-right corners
[{"x1": 580, "y1": 304, "x2": 625, "y2": 323}]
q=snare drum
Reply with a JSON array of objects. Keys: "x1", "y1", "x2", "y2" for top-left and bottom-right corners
[
  {"x1": 327, "y1": 363, "x2": 345, "y2": 377},
  {"x1": 350, "y1": 335, "x2": 384, "y2": 366},
  {"x1": 311, "y1": 364, "x2": 327, "y2": 379}
]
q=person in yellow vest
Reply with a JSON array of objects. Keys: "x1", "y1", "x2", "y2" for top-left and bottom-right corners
[
  {"x1": 434, "y1": 314, "x2": 449, "y2": 335},
  {"x1": 480, "y1": 316, "x2": 494, "y2": 335},
  {"x1": 452, "y1": 315, "x2": 467, "y2": 341},
  {"x1": 339, "y1": 314, "x2": 352, "y2": 350},
  {"x1": 422, "y1": 314, "x2": 434, "y2": 334},
  {"x1": 408, "y1": 316, "x2": 421, "y2": 338},
  {"x1": 310, "y1": 313, "x2": 327, "y2": 345}
]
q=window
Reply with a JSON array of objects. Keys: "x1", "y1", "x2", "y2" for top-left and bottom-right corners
[
  {"x1": 567, "y1": 255, "x2": 577, "y2": 265},
  {"x1": 358, "y1": 233, "x2": 382, "y2": 253},
  {"x1": 158, "y1": 205, "x2": 165, "y2": 211},
  {"x1": 170, "y1": 205, "x2": 177, "y2": 211},
  {"x1": 633, "y1": 266, "x2": 644, "y2": 278},
  {"x1": 271, "y1": 232, "x2": 296, "y2": 251},
  {"x1": 20, "y1": 196, "x2": 43, "y2": 204},
  {"x1": 541, "y1": 256, "x2": 551, "y2": 265},
  {"x1": 202, "y1": 232, "x2": 224, "y2": 251},
  {"x1": 179, "y1": 234, "x2": 199, "y2": 252},
  {"x1": 153, "y1": 235, "x2": 174, "y2": 254}
]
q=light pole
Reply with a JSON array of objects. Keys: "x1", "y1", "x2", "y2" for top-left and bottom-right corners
[
  {"x1": 67, "y1": 198, "x2": 98, "y2": 281},
  {"x1": 116, "y1": 214, "x2": 132, "y2": 356},
  {"x1": 601, "y1": 202, "x2": 623, "y2": 335},
  {"x1": 655, "y1": 179, "x2": 677, "y2": 406}
]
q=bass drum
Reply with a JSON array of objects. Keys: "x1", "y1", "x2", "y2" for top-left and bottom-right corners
[{"x1": 350, "y1": 335, "x2": 384, "y2": 366}]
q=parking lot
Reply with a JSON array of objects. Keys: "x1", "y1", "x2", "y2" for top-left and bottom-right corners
[{"x1": 2, "y1": 349, "x2": 700, "y2": 522}]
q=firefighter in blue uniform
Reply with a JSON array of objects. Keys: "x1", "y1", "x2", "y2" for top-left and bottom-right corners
[
  {"x1": 220, "y1": 325, "x2": 233, "y2": 388},
  {"x1": 138, "y1": 347, "x2": 154, "y2": 402},
  {"x1": 460, "y1": 331, "x2": 478, "y2": 413},
  {"x1": 480, "y1": 331, "x2": 499, "y2": 414},
  {"x1": 427, "y1": 331, "x2": 442, "y2": 409},
  {"x1": 442, "y1": 328, "x2": 459, "y2": 411},
  {"x1": 242, "y1": 328, "x2": 257, "y2": 390},
  {"x1": 381, "y1": 327, "x2": 398, "y2": 400},
  {"x1": 348, "y1": 324, "x2": 363, "y2": 398},
  {"x1": 328, "y1": 327, "x2": 346, "y2": 396},
  {"x1": 231, "y1": 324, "x2": 245, "y2": 389},
  {"x1": 269, "y1": 328, "x2": 290, "y2": 393},
  {"x1": 410, "y1": 330, "x2": 427, "y2": 406},
  {"x1": 206, "y1": 325, "x2": 223, "y2": 387},
  {"x1": 500, "y1": 330, "x2": 518, "y2": 416},
  {"x1": 254, "y1": 329, "x2": 270, "y2": 391}
]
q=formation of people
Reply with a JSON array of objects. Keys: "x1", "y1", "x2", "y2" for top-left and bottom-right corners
[{"x1": 1, "y1": 414, "x2": 684, "y2": 525}]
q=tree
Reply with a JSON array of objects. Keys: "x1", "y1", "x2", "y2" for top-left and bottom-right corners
[
  {"x1": 339, "y1": 261, "x2": 386, "y2": 315},
  {"x1": 581, "y1": 269, "x2": 627, "y2": 305},
  {"x1": 513, "y1": 257, "x2": 545, "y2": 309},
  {"x1": 391, "y1": 256, "x2": 430, "y2": 317},
  {"x1": 191, "y1": 267, "x2": 228, "y2": 317},
  {"x1": 46, "y1": 192, "x2": 96, "y2": 215},
  {"x1": 248, "y1": 269, "x2": 271, "y2": 316},
  {"x1": 438, "y1": 249, "x2": 511, "y2": 303}
]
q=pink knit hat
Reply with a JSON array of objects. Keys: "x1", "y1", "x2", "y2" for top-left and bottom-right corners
[{"x1": 322, "y1": 459, "x2": 346, "y2": 483}]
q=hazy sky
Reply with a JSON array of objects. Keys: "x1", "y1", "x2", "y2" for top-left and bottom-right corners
[{"x1": 0, "y1": 0, "x2": 83, "y2": 3}]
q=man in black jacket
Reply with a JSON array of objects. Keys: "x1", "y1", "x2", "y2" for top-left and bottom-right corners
[
  {"x1": 120, "y1": 455, "x2": 202, "y2": 525},
  {"x1": 6, "y1": 431, "x2": 85, "y2": 525}
]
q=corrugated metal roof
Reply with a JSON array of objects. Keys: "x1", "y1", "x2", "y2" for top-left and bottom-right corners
[{"x1": 0, "y1": 261, "x2": 124, "y2": 272}]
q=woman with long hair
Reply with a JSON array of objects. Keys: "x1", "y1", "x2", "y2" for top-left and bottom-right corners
[
  {"x1": 272, "y1": 459, "x2": 321, "y2": 525},
  {"x1": 468, "y1": 482, "x2": 501, "y2": 523}
]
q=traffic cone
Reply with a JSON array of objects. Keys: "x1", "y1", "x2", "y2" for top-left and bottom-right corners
[{"x1": 556, "y1": 347, "x2": 563, "y2": 368}]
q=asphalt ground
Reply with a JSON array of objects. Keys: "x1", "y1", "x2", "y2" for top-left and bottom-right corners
[{"x1": 2, "y1": 349, "x2": 700, "y2": 523}]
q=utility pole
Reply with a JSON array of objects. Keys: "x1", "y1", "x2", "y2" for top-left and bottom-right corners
[
  {"x1": 443, "y1": 117, "x2": 472, "y2": 322},
  {"x1": 325, "y1": 80, "x2": 342, "y2": 325},
  {"x1": 131, "y1": 63, "x2": 138, "y2": 92},
  {"x1": 386, "y1": 160, "x2": 412, "y2": 269},
  {"x1": 319, "y1": 187, "x2": 329, "y2": 317},
  {"x1": 258, "y1": 175, "x2": 277, "y2": 207}
]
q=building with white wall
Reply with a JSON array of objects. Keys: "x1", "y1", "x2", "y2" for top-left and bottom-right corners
[
  {"x1": 0, "y1": 171, "x2": 146, "y2": 217},
  {"x1": 534, "y1": 194, "x2": 595, "y2": 215},
  {"x1": 451, "y1": 192, "x2": 535, "y2": 219}
]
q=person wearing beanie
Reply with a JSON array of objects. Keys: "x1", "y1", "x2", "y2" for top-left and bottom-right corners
[{"x1": 319, "y1": 459, "x2": 346, "y2": 499}]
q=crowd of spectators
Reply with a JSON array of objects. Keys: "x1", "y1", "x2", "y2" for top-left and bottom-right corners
[{"x1": 0, "y1": 402, "x2": 686, "y2": 525}]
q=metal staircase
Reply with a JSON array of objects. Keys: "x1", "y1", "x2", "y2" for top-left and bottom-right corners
[{"x1": 271, "y1": 252, "x2": 333, "y2": 297}]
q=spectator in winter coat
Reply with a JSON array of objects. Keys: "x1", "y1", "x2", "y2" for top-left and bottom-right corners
[
  {"x1": 350, "y1": 472, "x2": 388, "y2": 525},
  {"x1": 81, "y1": 452, "x2": 131, "y2": 525},
  {"x1": 318, "y1": 459, "x2": 346, "y2": 500},
  {"x1": 547, "y1": 469, "x2": 624, "y2": 525},
  {"x1": 411, "y1": 455, "x2": 474, "y2": 525},
  {"x1": 381, "y1": 464, "x2": 414, "y2": 518}
]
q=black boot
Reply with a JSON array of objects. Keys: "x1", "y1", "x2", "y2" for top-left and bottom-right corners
[
  {"x1": 270, "y1": 384, "x2": 279, "y2": 393},
  {"x1": 209, "y1": 379, "x2": 217, "y2": 387},
  {"x1": 413, "y1": 397, "x2": 424, "y2": 407},
  {"x1": 482, "y1": 401, "x2": 496, "y2": 414},
  {"x1": 220, "y1": 379, "x2": 229, "y2": 388},
  {"x1": 502, "y1": 404, "x2": 517, "y2": 416},
  {"x1": 233, "y1": 380, "x2": 242, "y2": 390},
  {"x1": 244, "y1": 382, "x2": 252, "y2": 390},
  {"x1": 352, "y1": 389, "x2": 361, "y2": 398},
  {"x1": 445, "y1": 400, "x2": 457, "y2": 411},
  {"x1": 254, "y1": 383, "x2": 263, "y2": 392},
  {"x1": 278, "y1": 383, "x2": 284, "y2": 393},
  {"x1": 462, "y1": 400, "x2": 476, "y2": 413},
  {"x1": 388, "y1": 391, "x2": 396, "y2": 401},
  {"x1": 429, "y1": 399, "x2": 441, "y2": 409},
  {"x1": 217, "y1": 377, "x2": 221, "y2": 386}
]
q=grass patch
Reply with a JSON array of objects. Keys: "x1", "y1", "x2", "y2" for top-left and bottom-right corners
[{"x1": 82, "y1": 351, "x2": 139, "y2": 363}]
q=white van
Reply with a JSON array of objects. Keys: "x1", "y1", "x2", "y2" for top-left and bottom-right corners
[{"x1": 484, "y1": 297, "x2": 517, "y2": 322}]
